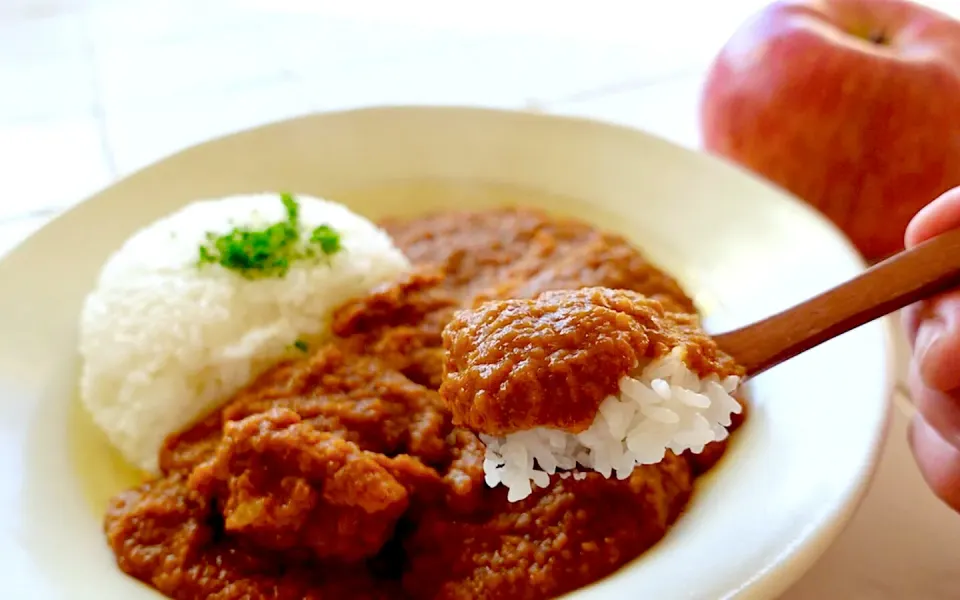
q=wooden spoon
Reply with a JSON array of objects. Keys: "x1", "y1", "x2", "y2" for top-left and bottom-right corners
[{"x1": 714, "y1": 228, "x2": 960, "y2": 378}]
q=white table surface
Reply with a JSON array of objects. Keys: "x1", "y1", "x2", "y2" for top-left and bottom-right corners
[{"x1": 2, "y1": 1, "x2": 959, "y2": 597}]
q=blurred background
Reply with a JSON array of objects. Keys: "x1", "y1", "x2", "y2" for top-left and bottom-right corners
[
  {"x1": 3, "y1": 0, "x2": 960, "y2": 597},
  {"x1": 2, "y1": 0, "x2": 951, "y2": 257}
]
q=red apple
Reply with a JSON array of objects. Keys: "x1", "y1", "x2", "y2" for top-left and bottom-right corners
[{"x1": 700, "y1": 0, "x2": 960, "y2": 259}]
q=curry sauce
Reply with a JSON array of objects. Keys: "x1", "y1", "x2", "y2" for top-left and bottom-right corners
[{"x1": 104, "y1": 208, "x2": 742, "y2": 599}]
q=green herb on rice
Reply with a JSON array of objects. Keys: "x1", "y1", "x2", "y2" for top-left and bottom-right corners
[
  {"x1": 292, "y1": 338, "x2": 309, "y2": 353},
  {"x1": 197, "y1": 193, "x2": 342, "y2": 278}
]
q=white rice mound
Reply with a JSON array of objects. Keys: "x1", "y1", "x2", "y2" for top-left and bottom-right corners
[
  {"x1": 480, "y1": 347, "x2": 742, "y2": 502},
  {"x1": 79, "y1": 193, "x2": 410, "y2": 474}
]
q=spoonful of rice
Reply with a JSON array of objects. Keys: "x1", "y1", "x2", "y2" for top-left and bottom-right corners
[{"x1": 440, "y1": 228, "x2": 960, "y2": 501}]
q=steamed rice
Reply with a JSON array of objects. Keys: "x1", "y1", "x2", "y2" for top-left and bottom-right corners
[
  {"x1": 480, "y1": 347, "x2": 742, "y2": 501},
  {"x1": 79, "y1": 193, "x2": 410, "y2": 474}
]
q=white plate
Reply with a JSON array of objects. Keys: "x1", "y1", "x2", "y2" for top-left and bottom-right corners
[{"x1": 0, "y1": 106, "x2": 892, "y2": 599}]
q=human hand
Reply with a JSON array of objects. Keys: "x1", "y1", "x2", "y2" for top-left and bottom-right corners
[{"x1": 902, "y1": 186, "x2": 960, "y2": 512}]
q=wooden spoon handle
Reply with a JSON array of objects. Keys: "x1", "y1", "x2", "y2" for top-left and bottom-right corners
[{"x1": 713, "y1": 228, "x2": 960, "y2": 377}]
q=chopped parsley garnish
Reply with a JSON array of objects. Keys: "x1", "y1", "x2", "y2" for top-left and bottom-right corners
[
  {"x1": 311, "y1": 224, "x2": 342, "y2": 255},
  {"x1": 292, "y1": 339, "x2": 309, "y2": 352},
  {"x1": 197, "y1": 193, "x2": 342, "y2": 278},
  {"x1": 281, "y1": 192, "x2": 298, "y2": 222}
]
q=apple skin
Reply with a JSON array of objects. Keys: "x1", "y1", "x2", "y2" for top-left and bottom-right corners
[{"x1": 700, "y1": 0, "x2": 960, "y2": 259}]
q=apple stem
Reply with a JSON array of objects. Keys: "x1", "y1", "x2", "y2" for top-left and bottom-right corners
[{"x1": 868, "y1": 30, "x2": 889, "y2": 45}]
